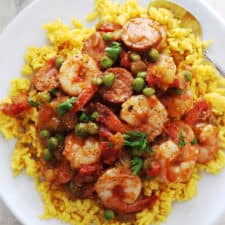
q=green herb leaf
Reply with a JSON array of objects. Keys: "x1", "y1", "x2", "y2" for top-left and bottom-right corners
[
  {"x1": 191, "y1": 138, "x2": 198, "y2": 145},
  {"x1": 124, "y1": 131, "x2": 151, "y2": 153},
  {"x1": 28, "y1": 98, "x2": 39, "y2": 107},
  {"x1": 48, "y1": 88, "x2": 58, "y2": 97},
  {"x1": 56, "y1": 97, "x2": 77, "y2": 115},
  {"x1": 108, "y1": 142, "x2": 114, "y2": 148},
  {"x1": 131, "y1": 156, "x2": 143, "y2": 175},
  {"x1": 178, "y1": 128, "x2": 187, "y2": 147},
  {"x1": 105, "y1": 42, "x2": 122, "y2": 60}
]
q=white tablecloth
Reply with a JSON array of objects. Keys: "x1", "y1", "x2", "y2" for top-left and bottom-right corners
[{"x1": 0, "y1": 0, "x2": 224, "y2": 225}]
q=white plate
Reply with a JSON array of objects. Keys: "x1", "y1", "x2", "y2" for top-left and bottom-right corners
[{"x1": 0, "y1": 0, "x2": 225, "y2": 225}]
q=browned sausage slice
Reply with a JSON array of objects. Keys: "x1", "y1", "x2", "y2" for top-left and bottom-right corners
[
  {"x1": 82, "y1": 32, "x2": 106, "y2": 65},
  {"x1": 96, "y1": 22, "x2": 122, "y2": 32},
  {"x1": 121, "y1": 18, "x2": 161, "y2": 51},
  {"x1": 100, "y1": 67, "x2": 134, "y2": 104},
  {"x1": 32, "y1": 64, "x2": 59, "y2": 91}
]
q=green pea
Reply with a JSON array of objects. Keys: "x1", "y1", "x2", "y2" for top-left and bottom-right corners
[
  {"x1": 92, "y1": 77, "x2": 103, "y2": 86},
  {"x1": 143, "y1": 87, "x2": 155, "y2": 96},
  {"x1": 182, "y1": 70, "x2": 192, "y2": 82},
  {"x1": 103, "y1": 72, "x2": 115, "y2": 88},
  {"x1": 55, "y1": 57, "x2": 64, "y2": 69},
  {"x1": 104, "y1": 210, "x2": 115, "y2": 220},
  {"x1": 87, "y1": 122, "x2": 98, "y2": 135},
  {"x1": 133, "y1": 77, "x2": 145, "y2": 93},
  {"x1": 90, "y1": 111, "x2": 99, "y2": 121},
  {"x1": 103, "y1": 32, "x2": 113, "y2": 41},
  {"x1": 137, "y1": 71, "x2": 147, "y2": 79},
  {"x1": 75, "y1": 123, "x2": 87, "y2": 137},
  {"x1": 43, "y1": 148, "x2": 52, "y2": 161},
  {"x1": 79, "y1": 112, "x2": 89, "y2": 123},
  {"x1": 172, "y1": 88, "x2": 184, "y2": 95},
  {"x1": 56, "y1": 134, "x2": 64, "y2": 143},
  {"x1": 37, "y1": 91, "x2": 51, "y2": 103},
  {"x1": 40, "y1": 129, "x2": 50, "y2": 138},
  {"x1": 147, "y1": 48, "x2": 159, "y2": 63},
  {"x1": 48, "y1": 137, "x2": 59, "y2": 150},
  {"x1": 130, "y1": 53, "x2": 141, "y2": 61},
  {"x1": 100, "y1": 56, "x2": 113, "y2": 69}
]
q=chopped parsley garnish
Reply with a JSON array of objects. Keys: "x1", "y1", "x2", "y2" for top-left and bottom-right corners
[
  {"x1": 56, "y1": 97, "x2": 77, "y2": 115},
  {"x1": 178, "y1": 128, "x2": 187, "y2": 147},
  {"x1": 105, "y1": 42, "x2": 122, "y2": 60},
  {"x1": 191, "y1": 138, "x2": 198, "y2": 145},
  {"x1": 124, "y1": 131, "x2": 152, "y2": 153},
  {"x1": 27, "y1": 97, "x2": 39, "y2": 107},
  {"x1": 131, "y1": 156, "x2": 143, "y2": 175},
  {"x1": 48, "y1": 88, "x2": 58, "y2": 97}
]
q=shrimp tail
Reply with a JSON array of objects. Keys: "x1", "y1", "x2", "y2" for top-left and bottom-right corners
[
  {"x1": 105, "y1": 195, "x2": 157, "y2": 214},
  {"x1": 96, "y1": 103, "x2": 127, "y2": 133},
  {"x1": 72, "y1": 85, "x2": 98, "y2": 113}
]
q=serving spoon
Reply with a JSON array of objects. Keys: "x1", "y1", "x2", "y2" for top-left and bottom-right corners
[{"x1": 148, "y1": 0, "x2": 225, "y2": 77}]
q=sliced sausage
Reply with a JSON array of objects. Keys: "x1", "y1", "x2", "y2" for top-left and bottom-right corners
[
  {"x1": 82, "y1": 32, "x2": 106, "y2": 65},
  {"x1": 96, "y1": 22, "x2": 122, "y2": 32},
  {"x1": 32, "y1": 64, "x2": 59, "y2": 91},
  {"x1": 121, "y1": 18, "x2": 161, "y2": 51},
  {"x1": 100, "y1": 67, "x2": 134, "y2": 104}
]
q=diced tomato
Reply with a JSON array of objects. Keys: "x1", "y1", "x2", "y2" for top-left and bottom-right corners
[
  {"x1": 100, "y1": 141, "x2": 120, "y2": 164},
  {"x1": 1, "y1": 93, "x2": 30, "y2": 117},
  {"x1": 146, "y1": 73, "x2": 156, "y2": 87},
  {"x1": 96, "y1": 22, "x2": 122, "y2": 32},
  {"x1": 48, "y1": 57, "x2": 56, "y2": 67},
  {"x1": 184, "y1": 99, "x2": 211, "y2": 126},
  {"x1": 112, "y1": 185, "x2": 126, "y2": 199},
  {"x1": 146, "y1": 161, "x2": 161, "y2": 177},
  {"x1": 171, "y1": 76, "x2": 186, "y2": 89},
  {"x1": 120, "y1": 51, "x2": 131, "y2": 69}
]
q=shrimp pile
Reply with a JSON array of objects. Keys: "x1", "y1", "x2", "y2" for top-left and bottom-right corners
[{"x1": 1, "y1": 17, "x2": 220, "y2": 221}]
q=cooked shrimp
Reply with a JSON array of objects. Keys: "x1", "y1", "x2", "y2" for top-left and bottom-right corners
[
  {"x1": 120, "y1": 95, "x2": 167, "y2": 141},
  {"x1": 144, "y1": 121, "x2": 199, "y2": 183},
  {"x1": 122, "y1": 18, "x2": 161, "y2": 51},
  {"x1": 161, "y1": 84, "x2": 193, "y2": 118},
  {"x1": 41, "y1": 159, "x2": 73, "y2": 185},
  {"x1": 63, "y1": 134, "x2": 101, "y2": 169},
  {"x1": 194, "y1": 123, "x2": 219, "y2": 163},
  {"x1": 95, "y1": 167, "x2": 155, "y2": 213},
  {"x1": 59, "y1": 54, "x2": 101, "y2": 96},
  {"x1": 145, "y1": 139, "x2": 198, "y2": 183},
  {"x1": 147, "y1": 54, "x2": 176, "y2": 90}
]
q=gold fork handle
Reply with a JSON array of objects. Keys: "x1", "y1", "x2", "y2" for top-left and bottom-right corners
[{"x1": 205, "y1": 53, "x2": 225, "y2": 77}]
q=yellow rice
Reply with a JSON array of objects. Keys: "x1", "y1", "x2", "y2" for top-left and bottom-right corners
[{"x1": 1, "y1": 0, "x2": 225, "y2": 224}]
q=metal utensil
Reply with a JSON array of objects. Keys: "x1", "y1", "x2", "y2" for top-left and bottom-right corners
[{"x1": 148, "y1": 0, "x2": 225, "y2": 77}]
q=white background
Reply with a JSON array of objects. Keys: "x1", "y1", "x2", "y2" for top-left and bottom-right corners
[{"x1": 0, "y1": 0, "x2": 224, "y2": 225}]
